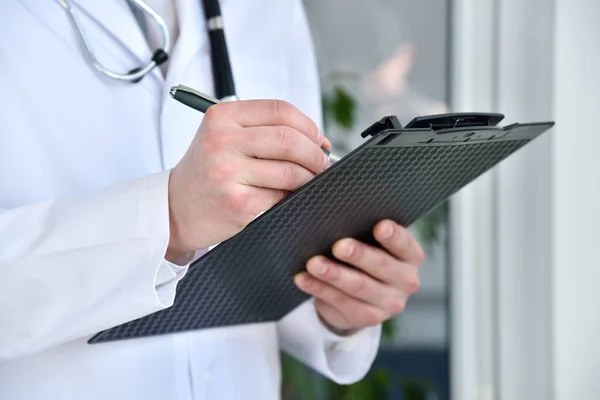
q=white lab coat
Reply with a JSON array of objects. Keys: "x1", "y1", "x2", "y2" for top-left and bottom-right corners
[{"x1": 0, "y1": 0, "x2": 381, "y2": 399}]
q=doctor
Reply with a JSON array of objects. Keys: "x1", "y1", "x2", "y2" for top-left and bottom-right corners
[{"x1": 0, "y1": 0, "x2": 424, "y2": 399}]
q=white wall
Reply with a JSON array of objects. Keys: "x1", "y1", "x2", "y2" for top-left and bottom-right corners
[
  {"x1": 552, "y1": 0, "x2": 600, "y2": 398},
  {"x1": 495, "y1": 0, "x2": 555, "y2": 398},
  {"x1": 452, "y1": 0, "x2": 600, "y2": 399},
  {"x1": 449, "y1": 0, "x2": 499, "y2": 399}
]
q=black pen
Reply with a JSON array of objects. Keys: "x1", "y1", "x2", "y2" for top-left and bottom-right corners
[{"x1": 169, "y1": 85, "x2": 340, "y2": 163}]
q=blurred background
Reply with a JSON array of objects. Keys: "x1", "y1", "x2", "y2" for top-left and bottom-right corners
[{"x1": 282, "y1": 0, "x2": 600, "y2": 399}]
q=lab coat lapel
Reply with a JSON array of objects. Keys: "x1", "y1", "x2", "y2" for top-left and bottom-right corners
[
  {"x1": 67, "y1": 0, "x2": 164, "y2": 84},
  {"x1": 164, "y1": 0, "x2": 212, "y2": 100},
  {"x1": 159, "y1": 0, "x2": 214, "y2": 170}
]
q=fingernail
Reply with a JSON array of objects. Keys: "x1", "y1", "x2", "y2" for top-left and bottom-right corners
[
  {"x1": 381, "y1": 222, "x2": 394, "y2": 239},
  {"x1": 342, "y1": 240, "x2": 355, "y2": 258},
  {"x1": 295, "y1": 273, "x2": 310, "y2": 287},
  {"x1": 313, "y1": 259, "x2": 328, "y2": 276},
  {"x1": 323, "y1": 153, "x2": 331, "y2": 169},
  {"x1": 317, "y1": 130, "x2": 324, "y2": 145}
]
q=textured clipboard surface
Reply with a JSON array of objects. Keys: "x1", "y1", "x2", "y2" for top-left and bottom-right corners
[{"x1": 89, "y1": 121, "x2": 553, "y2": 343}]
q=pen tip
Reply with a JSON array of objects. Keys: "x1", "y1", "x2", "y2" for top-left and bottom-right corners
[{"x1": 169, "y1": 86, "x2": 177, "y2": 98}]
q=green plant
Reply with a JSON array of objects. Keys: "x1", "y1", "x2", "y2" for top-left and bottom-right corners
[{"x1": 322, "y1": 85, "x2": 357, "y2": 132}]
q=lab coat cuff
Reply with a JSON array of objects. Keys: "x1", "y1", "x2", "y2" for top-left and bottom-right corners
[
  {"x1": 155, "y1": 261, "x2": 188, "y2": 286},
  {"x1": 155, "y1": 249, "x2": 209, "y2": 306},
  {"x1": 154, "y1": 261, "x2": 189, "y2": 307},
  {"x1": 279, "y1": 299, "x2": 381, "y2": 385},
  {"x1": 143, "y1": 170, "x2": 190, "y2": 308},
  {"x1": 312, "y1": 300, "x2": 382, "y2": 383}
]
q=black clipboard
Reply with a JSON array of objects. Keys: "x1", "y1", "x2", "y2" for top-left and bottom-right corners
[{"x1": 89, "y1": 113, "x2": 554, "y2": 343}]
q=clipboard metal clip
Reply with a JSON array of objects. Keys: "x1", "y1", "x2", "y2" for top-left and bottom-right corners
[
  {"x1": 359, "y1": 113, "x2": 506, "y2": 140},
  {"x1": 403, "y1": 112, "x2": 506, "y2": 131}
]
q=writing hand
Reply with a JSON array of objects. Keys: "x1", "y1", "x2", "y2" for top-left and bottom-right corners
[{"x1": 167, "y1": 100, "x2": 331, "y2": 261}]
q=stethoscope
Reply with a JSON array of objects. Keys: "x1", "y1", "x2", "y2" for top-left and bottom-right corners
[{"x1": 56, "y1": 0, "x2": 237, "y2": 101}]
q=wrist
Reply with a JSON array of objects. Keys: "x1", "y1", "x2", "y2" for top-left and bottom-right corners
[
  {"x1": 317, "y1": 310, "x2": 361, "y2": 337},
  {"x1": 166, "y1": 222, "x2": 195, "y2": 264},
  {"x1": 165, "y1": 248, "x2": 196, "y2": 265},
  {"x1": 166, "y1": 169, "x2": 195, "y2": 263}
]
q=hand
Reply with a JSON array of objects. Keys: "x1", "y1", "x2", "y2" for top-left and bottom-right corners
[
  {"x1": 167, "y1": 100, "x2": 332, "y2": 261},
  {"x1": 294, "y1": 219, "x2": 424, "y2": 334}
]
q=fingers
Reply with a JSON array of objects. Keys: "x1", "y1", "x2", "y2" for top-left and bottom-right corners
[
  {"x1": 240, "y1": 158, "x2": 316, "y2": 191},
  {"x1": 330, "y1": 224, "x2": 422, "y2": 291},
  {"x1": 219, "y1": 184, "x2": 289, "y2": 228},
  {"x1": 207, "y1": 100, "x2": 323, "y2": 147},
  {"x1": 331, "y1": 222, "x2": 424, "y2": 283},
  {"x1": 304, "y1": 256, "x2": 405, "y2": 314},
  {"x1": 294, "y1": 272, "x2": 389, "y2": 328},
  {"x1": 329, "y1": 238, "x2": 401, "y2": 286},
  {"x1": 322, "y1": 136, "x2": 333, "y2": 153},
  {"x1": 244, "y1": 186, "x2": 289, "y2": 215},
  {"x1": 373, "y1": 220, "x2": 425, "y2": 265},
  {"x1": 239, "y1": 126, "x2": 330, "y2": 175}
]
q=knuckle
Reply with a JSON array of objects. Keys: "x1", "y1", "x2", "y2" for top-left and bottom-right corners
[
  {"x1": 341, "y1": 239, "x2": 362, "y2": 261},
  {"x1": 327, "y1": 264, "x2": 342, "y2": 282},
  {"x1": 208, "y1": 162, "x2": 235, "y2": 183},
  {"x1": 405, "y1": 276, "x2": 421, "y2": 294},
  {"x1": 363, "y1": 308, "x2": 384, "y2": 326},
  {"x1": 281, "y1": 162, "x2": 299, "y2": 188},
  {"x1": 263, "y1": 190, "x2": 288, "y2": 210},
  {"x1": 370, "y1": 252, "x2": 388, "y2": 277},
  {"x1": 274, "y1": 126, "x2": 295, "y2": 154},
  {"x1": 224, "y1": 185, "x2": 250, "y2": 213},
  {"x1": 306, "y1": 119, "x2": 321, "y2": 144},
  {"x1": 350, "y1": 241, "x2": 364, "y2": 260},
  {"x1": 349, "y1": 274, "x2": 367, "y2": 295},
  {"x1": 274, "y1": 189, "x2": 289, "y2": 203},
  {"x1": 203, "y1": 131, "x2": 232, "y2": 153},
  {"x1": 331, "y1": 291, "x2": 348, "y2": 308},
  {"x1": 398, "y1": 227, "x2": 412, "y2": 253},
  {"x1": 203, "y1": 103, "x2": 229, "y2": 121},
  {"x1": 313, "y1": 147, "x2": 325, "y2": 168},
  {"x1": 234, "y1": 212, "x2": 255, "y2": 230},
  {"x1": 309, "y1": 280, "x2": 323, "y2": 295},
  {"x1": 269, "y1": 99, "x2": 293, "y2": 120},
  {"x1": 202, "y1": 104, "x2": 220, "y2": 120},
  {"x1": 414, "y1": 243, "x2": 426, "y2": 266},
  {"x1": 387, "y1": 296, "x2": 406, "y2": 315}
]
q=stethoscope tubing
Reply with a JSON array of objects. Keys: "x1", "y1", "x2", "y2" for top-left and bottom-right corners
[{"x1": 56, "y1": 0, "x2": 237, "y2": 100}]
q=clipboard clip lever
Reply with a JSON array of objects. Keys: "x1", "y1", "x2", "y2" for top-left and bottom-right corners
[{"x1": 360, "y1": 116, "x2": 403, "y2": 138}]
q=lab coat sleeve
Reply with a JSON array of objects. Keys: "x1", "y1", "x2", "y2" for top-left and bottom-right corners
[
  {"x1": 277, "y1": 0, "x2": 382, "y2": 384},
  {"x1": 277, "y1": 299, "x2": 381, "y2": 384},
  {"x1": 0, "y1": 171, "x2": 189, "y2": 361}
]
